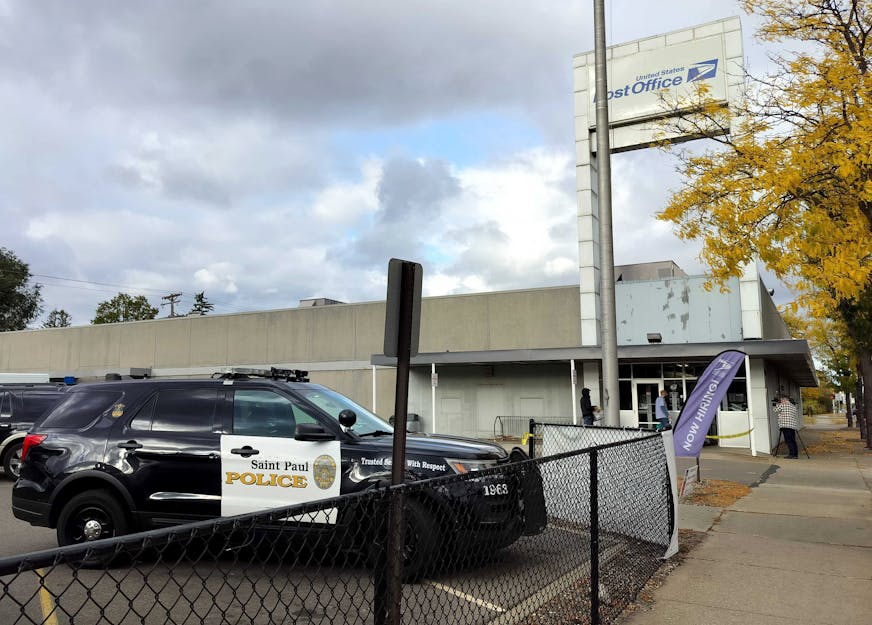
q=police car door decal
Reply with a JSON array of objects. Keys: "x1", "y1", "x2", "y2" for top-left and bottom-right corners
[{"x1": 220, "y1": 435, "x2": 341, "y2": 522}]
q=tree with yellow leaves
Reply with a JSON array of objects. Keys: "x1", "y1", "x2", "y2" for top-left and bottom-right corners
[{"x1": 658, "y1": 0, "x2": 872, "y2": 446}]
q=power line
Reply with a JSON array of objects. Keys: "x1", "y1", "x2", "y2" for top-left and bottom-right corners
[
  {"x1": 4, "y1": 269, "x2": 261, "y2": 315},
  {"x1": 31, "y1": 273, "x2": 169, "y2": 294},
  {"x1": 34, "y1": 273, "x2": 249, "y2": 312}
]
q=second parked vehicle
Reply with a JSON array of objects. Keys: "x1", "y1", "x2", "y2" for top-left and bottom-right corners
[{"x1": 0, "y1": 384, "x2": 69, "y2": 479}]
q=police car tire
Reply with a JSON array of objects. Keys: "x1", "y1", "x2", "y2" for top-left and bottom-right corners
[
  {"x1": 57, "y1": 490, "x2": 129, "y2": 566},
  {"x1": 401, "y1": 499, "x2": 439, "y2": 582},
  {"x1": 3, "y1": 441, "x2": 23, "y2": 479}
]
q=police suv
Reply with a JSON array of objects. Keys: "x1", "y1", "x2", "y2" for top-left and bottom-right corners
[
  {"x1": 12, "y1": 368, "x2": 545, "y2": 573},
  {"x1": 0, "y1": 384, "x2": 69, "y2": 479}
]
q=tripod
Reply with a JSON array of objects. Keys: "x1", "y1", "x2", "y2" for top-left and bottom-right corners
[{"x1": 772, "y1": 428, "x2": 810, "y2": 459}]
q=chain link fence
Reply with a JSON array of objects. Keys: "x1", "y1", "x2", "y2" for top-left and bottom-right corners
[{"x1": 0, "y1": 434, "x2": 672, "y2": 625}]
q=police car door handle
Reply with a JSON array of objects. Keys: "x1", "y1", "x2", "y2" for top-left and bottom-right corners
[
  {"x1": 230, "y1": 446, "x2": 259, "y2": 457},
  {"x1": 117, "y1": 440, "x2": 143, "y2": 450}
]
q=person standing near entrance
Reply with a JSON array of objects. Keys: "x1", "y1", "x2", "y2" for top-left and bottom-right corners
[
  {"x1": 775, "y1": 395, "x2": 801, "y2": 458},
  {"x1": 655, "y1": 389, "x2": 671, "y2": 431},
  {"x1": 581, "y1": 387, "x2": 595, "y2": 426}
]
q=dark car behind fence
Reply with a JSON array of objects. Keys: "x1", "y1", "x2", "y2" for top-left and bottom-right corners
[{"x1": 0, "y1": 432, "x2": 671, "y2": 625}]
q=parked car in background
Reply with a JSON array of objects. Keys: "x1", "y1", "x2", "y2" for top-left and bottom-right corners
[
  {"x1": 12, "y1": 368, "x2": 546, "y2": 577},
  {"x1": 0, "y1": 384, "x2": 69, "y2": 479}
]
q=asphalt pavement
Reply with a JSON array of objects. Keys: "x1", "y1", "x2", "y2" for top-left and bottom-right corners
[{"x1": 621, "y1": 417, "x2": 872, "y2": 625}]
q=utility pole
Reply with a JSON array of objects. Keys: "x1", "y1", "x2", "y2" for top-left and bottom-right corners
[
  {"x1": 593, "y1": 0, "x2": 620, "y2": 427},
  {"x1": 161, "y1": 292, "x2": 182, "y2": 318}
]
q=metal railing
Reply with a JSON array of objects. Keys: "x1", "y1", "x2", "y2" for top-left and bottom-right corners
[
  {"x1": 0, "y1": 435, "x2": 671, "y2": 625},
  {"x1": 493, "y1": 415, "x2": 576, "y2": 440}
]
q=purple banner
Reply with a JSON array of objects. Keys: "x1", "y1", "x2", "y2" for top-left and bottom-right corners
[{"x1": 673, "y1": 350, "x2": 746, "y2": 457}]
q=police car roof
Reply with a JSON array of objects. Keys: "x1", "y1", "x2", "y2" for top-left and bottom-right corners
[{"x1": 64, "y1": 378, "x2": 320, "y2": 392}]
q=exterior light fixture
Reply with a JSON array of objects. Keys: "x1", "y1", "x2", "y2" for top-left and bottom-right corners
[{"x1": 646, "y1": 332, "x2": 662, "y2": 344}]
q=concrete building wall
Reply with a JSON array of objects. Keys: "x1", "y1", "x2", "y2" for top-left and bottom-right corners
[
  {"x1": 760, "y1": 282, "x2": 791, "y2": 340},
  {"x1": 419, "y1": 287, "x2": 579, "y2": 352},
  {"x1": 407, "y1": 364, "x2": 575, "y2": 439},
  {"x1": 615, "y1": 276, "x2": 743, "y2": 344},
  {"x1": 0, "y1": 287, "x2": 578, "y2": 414}
]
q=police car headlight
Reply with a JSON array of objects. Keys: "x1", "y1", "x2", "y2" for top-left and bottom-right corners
[{"x1": 446, "y1": 458, "x2": 500, "y2": 474}]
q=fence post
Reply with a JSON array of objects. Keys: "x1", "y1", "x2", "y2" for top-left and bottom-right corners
[
  {"x1": 590, "y1": 449, "x2": 600, "y2": 625},
  {"x1": 372, "y1": 491, "x2": 390, "y2": 625},
  {"x1": 528, "y1": 419, "x2": 536, "y2": 458}
]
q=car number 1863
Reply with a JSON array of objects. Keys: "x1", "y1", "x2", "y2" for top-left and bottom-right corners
[{"x1": 483, "y1": 483, "x2": 509, "y2": 496}]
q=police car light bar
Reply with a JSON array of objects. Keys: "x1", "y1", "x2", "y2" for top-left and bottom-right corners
[{"x1": 216, "y1": 367, "x2": 309, "y2": 382}]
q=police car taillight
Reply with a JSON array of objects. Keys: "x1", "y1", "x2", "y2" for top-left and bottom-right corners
[{"x1": 21, "y1": 434, "x2": 46, "y2": 462}]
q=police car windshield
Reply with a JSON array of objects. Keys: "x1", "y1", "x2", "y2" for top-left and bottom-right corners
[{"x1": 294, "y1": 386, "x2": 393, "y2": 436}]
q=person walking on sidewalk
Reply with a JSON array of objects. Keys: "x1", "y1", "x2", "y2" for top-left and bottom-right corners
[
  {"x1": 581, "y1": 387, "x2": 595, "y2": 426},
  {"x1": 655, "y1": 389, "x2": 671, "y2": 431},
  {"x1": 775, "y1": 395, "x2": 801, "y2": 458}
]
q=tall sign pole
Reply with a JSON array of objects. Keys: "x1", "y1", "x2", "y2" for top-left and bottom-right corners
[
  {"x1": 376, "y1": 258, "x2": 422, "y2": 625},
  {"x1": 593, "y1": 0, "x2": 620, "y2": 426}
]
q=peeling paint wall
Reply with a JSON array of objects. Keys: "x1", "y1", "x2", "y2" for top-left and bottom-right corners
[{"x1": 615, "y1": 276, "x2": 742, "y2": 344}]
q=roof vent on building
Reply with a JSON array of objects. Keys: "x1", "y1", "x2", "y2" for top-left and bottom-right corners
[{"x1": 299, "y1": 298, "x2": 345, "y2": 307}]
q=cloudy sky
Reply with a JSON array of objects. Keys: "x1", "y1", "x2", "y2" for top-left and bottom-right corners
[{"x1": 1, "y1": 0, "x2": 784, "y2": 326}]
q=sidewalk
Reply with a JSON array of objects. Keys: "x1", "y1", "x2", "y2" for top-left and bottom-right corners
[{"x1": 621, "y1": 420, "x2": 872, "y2": 625}]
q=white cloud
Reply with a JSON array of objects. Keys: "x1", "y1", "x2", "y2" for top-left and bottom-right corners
[{"x1": 194, "y1": 265, "x2": 239, "y2": 294}]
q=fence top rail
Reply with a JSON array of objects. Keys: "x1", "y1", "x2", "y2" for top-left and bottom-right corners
[
  {"x1": 534, "y1": 431, "x2": 663, "y2": 454},
  {"x1": 532, "y1": 421, "x2": 655, "y2": 434}
]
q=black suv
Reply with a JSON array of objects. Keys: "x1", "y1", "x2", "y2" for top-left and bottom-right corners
[
  {"x1": 13, "y1": 369, "x2": 545, "y2": 573},
  {"x1": 1, "y1": 384, "x2": 69, "y2": 479}
]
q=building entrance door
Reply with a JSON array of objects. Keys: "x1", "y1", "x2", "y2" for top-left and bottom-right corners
[{"x1": 635, "y1": 381, "x2": 661, "y2": 430}]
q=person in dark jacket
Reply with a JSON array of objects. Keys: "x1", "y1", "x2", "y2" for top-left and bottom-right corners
[{"x1": 581, "y1": 387, "x2": 595, "y2": 426}]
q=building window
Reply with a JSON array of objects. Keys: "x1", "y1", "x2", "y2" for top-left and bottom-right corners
[
  {"x1": 722, "y1": 379, "x2": 748, "y2": 411},
  {"x1": 632, "y1": 363, "x2": 662, "y2": 378},
  {"x1": 619, "y1": 380, "x2": 632, "y2": 410}
]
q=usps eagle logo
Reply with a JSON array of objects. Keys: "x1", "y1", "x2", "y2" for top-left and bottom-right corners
[{"x1": 687, "y1": 59, "x2": 718, "y2": 82}]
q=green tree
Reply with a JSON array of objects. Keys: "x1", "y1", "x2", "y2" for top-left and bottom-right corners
[
  {"x1": 42, "y1": 309, "x2": 72, "y2": 328},
  {"x1": 781, "y1": 308, "x2": 858, "y2": 415},
  {"x1": 657, "y1": 0, "x2": 872, "y2": 446},
  {"x1": 188, "y1": 291, "x2": 214, "y2": 316},
  {"x1": 92, "y1": 293, "x2": 158, "y2": 324},
  {"x1": 0, "y1": 247, "x2": 42, "y2": 331}
]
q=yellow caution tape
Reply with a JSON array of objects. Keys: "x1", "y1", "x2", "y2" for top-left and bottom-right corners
[
  {"x1": 705, "y1": 427, "x2": 754, "y2": 440},
  {"x1": 520, "y1": 433, "x2": 541, "y2": 446}
]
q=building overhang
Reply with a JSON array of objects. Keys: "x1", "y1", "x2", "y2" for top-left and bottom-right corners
[{"x1": 372, "y1": 339, "x2": 818, "y2": 387}]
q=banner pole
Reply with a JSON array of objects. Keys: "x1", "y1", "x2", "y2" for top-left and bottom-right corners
[{"x1": 744, "y1": 355, "x2": 757, "y2": 457}]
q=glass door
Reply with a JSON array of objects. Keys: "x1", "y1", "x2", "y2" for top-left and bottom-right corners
[{"x1": 635, "y1": 381, "x2": 661, "y2": 430}]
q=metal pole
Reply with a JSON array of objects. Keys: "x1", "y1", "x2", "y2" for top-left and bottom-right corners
[
  {"x1": 431, "y1": 363, "x2": 437, "y2": 433},
  {"x1": 571, "y1": 359, "x2": 578, "y2": 425},
  {"x1": 744, "y1": 355, "x2": 757, "y2": 456},
  {"x1": 386, "y1": 262, "x2": 416, "y2": 625},
  {"x1": 590, "y1": 449, "x2": 600, "y2": 625},
  {"x1": 593, "y1": 0, "x2": 620, "y2": 427},
  {"x1": 528, "y1": 418, "x2": 536, "y2": 459},
  {"x1": 372, "y1": 365, "x2": 377, "y2": 414}
]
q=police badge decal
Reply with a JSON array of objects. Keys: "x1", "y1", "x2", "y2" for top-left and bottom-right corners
[{"x1": 312, "y1": 454, "x2": 337, "y2": 489}]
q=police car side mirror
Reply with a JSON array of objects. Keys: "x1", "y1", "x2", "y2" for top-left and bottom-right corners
[
  {"x1": 295, "y1": 424, "x2": 336, "y2": 441},
  {"x1": 338, "y1": 409, "x2": 357, "y2": 428}
]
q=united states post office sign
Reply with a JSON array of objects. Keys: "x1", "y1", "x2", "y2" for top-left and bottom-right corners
[{"x1": 586, "y1": 34, "x2": 729, "y2": 128}]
